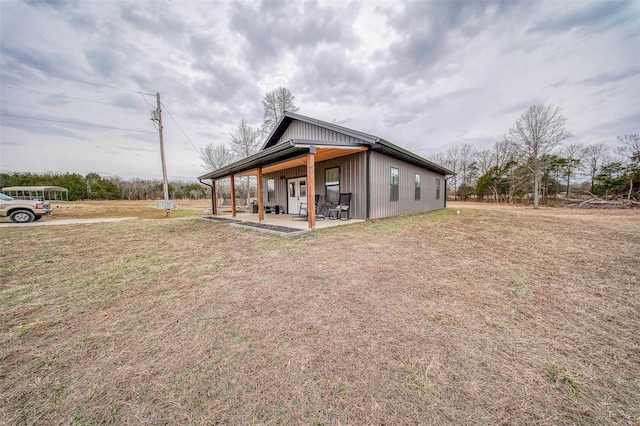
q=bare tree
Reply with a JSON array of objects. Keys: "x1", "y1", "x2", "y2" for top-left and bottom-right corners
[
  {"x1": 560, "y1": 142, "x2": 584, "y2": 198},
  {"x1": 494, "y1": 140, "x2": 518, "y2": 170},
  {"x1": 229, "y1": 118, "x2": 261, "y2": 203},
  {"x1": 583, "y1": 142, "x2": 609, "y2": 193},
  {"x1": 475, "y1": 148, "x2": 495, "y2": 175},
  {"x1": 229, "y1": 118, "x2": 261, "y2": 159},
  {"x1": 430, "y1": 152, "x2": 448, "y2": 167},
  {"x1": 506, "y1": 103, "x2": 571, "y2": 208},
  {"x1": 616, "y1": 134, "x2": 640, "y2": 200},
  {"x1": 261, "y1": 87, "x2": 299, "y2": 136},
  {"x1": 199, "y1": 143, "x2": 234, "y2": 171},
  {"x1": 458, "y1": 144, "x2": 477, "y2": 186},
  {"x1": 443, "y1": 146, "x2": 460, "y2": 199}
]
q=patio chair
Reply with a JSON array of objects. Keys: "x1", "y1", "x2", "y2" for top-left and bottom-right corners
[
  {"x1": 328, "y1": 193, "x2": 351, "y2": 220},
  {"x1": 293, "y1": 195, "x2": 324, "y2": 221}
]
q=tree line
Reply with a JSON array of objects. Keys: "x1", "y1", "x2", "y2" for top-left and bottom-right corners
[
  {"x1": 0, "y1": 172, "x2": 209, "y2": 201},
  {"x1": 430, "y1": 103, "x2": 639, "y2": 207}
]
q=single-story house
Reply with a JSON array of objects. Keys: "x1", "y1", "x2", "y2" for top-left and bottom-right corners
[{"x1": 198, "y1": 112, "x2": 453, "y2": 228}]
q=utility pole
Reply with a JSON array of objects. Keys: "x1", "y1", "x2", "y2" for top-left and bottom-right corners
[{"x1": 155, "y1": 92, "x2": 171, "y2": 217}]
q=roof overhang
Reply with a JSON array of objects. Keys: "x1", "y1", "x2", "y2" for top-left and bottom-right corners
[{"x1": 198, "y1": 140, "x2": 366, "y2": 180}]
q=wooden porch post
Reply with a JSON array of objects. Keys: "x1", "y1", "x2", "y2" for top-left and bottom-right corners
[
  {"x1": 257, "y1": 167, "x2": 264, "y2": 222},
  {"x1": 307, "y1": 153, "x2": 316, "y2": 229},
  {"x1": 212, "y1": 180, "x2": 218, "y2": 215},
  {"x1": 230, "y1": 175, "x2": 237, "y2": 217}
]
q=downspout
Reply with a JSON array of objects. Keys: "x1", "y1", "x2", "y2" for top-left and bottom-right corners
[
  {"x1": 444, "y1": 176, "x2": 448, "y2": 209},
  {"x1": 366, "y1": 147, "x2": 371, "y2": 220},
  {"x1": 198, "y1": 178, "x2": 215, "y2": 214}
]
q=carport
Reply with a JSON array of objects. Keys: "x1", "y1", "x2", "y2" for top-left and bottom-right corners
[{"x1": 1, "y1": 186, "x2": 69, "y2": 201}]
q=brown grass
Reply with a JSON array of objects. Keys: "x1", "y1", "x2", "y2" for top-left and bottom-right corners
[
  {"x1": 32, "y1": 199, "x2": 214, "y2": 220},
  {"x1": 1, "y1": 201, "x2": 638, "y2": 424}
]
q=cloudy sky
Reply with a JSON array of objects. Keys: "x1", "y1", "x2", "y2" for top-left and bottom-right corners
[{"x1": 1, "y1": 0, "x2": 638, "y2": 181}]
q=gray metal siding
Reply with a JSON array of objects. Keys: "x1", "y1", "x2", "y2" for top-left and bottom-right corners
[
  {"x1": 262, "y1": 165, "x2": 306, "y2": 213},
  {"x1": 276, "y1": 120, "x2": 368, "y2": 146},
  {"x1": 369, "y1": 151, "x2": 445, "y2": 219},
  {"x1": 261, "y1": 152, "x2": 367, "y2": 218},
  {"x1": 313, "y1": 152, "x2": 366, "y2": 219}
]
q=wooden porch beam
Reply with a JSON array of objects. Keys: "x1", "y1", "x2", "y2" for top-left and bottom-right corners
[
  {"x1": 307, "y1": 153, "x2": 316, "y2": 229},
  {"x1": 257, "y1": 167, "x2": 264, "y2": 222},
  {"x1": 230, "y1": 175, "x2": 236, "y2": 217}
]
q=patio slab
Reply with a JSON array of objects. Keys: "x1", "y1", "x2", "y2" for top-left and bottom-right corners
[{"x1": 207, "y1": 212, "x2": 364, "y2": 230}]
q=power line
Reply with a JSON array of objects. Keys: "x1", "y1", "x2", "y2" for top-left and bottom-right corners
[
  {"x1": 0, "y1": 64, "x2": 155, "y2": 96},
  {"x1": 139, "y1": 92, "x2": 156, "y2": 109},
  {"x1": 0, "y1": 112, "x2": 157, "y2": 133},
  {"x1": 161, "y1": 101, "x2": 201, "y2": 153},
  {"x1": 0, "y1": 85, "x2": 148, "y2": 110}
]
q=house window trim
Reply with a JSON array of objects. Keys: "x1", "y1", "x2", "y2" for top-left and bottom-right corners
[
  {"x1": 415, "y1": 173, "x2": 421, "y2": 201},
  {"x1": 436, "y1": 178, "x2": 441, "y2": 200},
  {"x1": 325, "y1": 166, "x2": 340, "y2": 203},
  {"x1": 267, "y1": 178, "x2": 275, "y2": 203},
  {"x1": 390, "y1": 167, "x2": 399, "y2": 202}
]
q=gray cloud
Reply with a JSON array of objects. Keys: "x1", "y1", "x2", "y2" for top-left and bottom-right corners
[
  {"x1": 25, "y1": 0, "x2": 97, "y2": 29},
  {"x1": 25, "y1": 0, "x2": 78, "y2": 12},
  {"x1": 291, "y1": 48, "x2": 370, "y2": 105},
  {"x1": 229, "y1": 1, "x2": 358, "y2": 72},
  {"x1": 120, "y1": 3, "x2": 190, "y2": 39},
  {"x1": 384, "y1": 1, "x2": 519, "y2": 80},
  {"x1": 85, "y1": 50, "x2": 119, "y2": 79},
  {"x1": 500, "y1": 99, "x2": 540, "y2": 115},
  {"x1": 528, "y1": 1, "x2": 634, "y2": 34},
  {"x1": 0, "y1": 46, "x2": 65, "y2": 75},
  {"x1": 582, "y1": 111, "x2": 640, "y2": 139},
  {"x1": 0, "y1": 114, "x2": 88, "y2": 139},
  {"x1": 578, "y1": 68, "x2": 640, "y2": 86}
]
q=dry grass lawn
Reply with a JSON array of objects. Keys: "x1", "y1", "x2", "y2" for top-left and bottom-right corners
[
  {"x1": 18, "y1": 199, "x2": 214, "y2": 221},
  {"x1": 1, "y1": 201, "x2": 638, "y2": 424}
]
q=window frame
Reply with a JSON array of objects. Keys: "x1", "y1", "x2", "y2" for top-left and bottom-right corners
[
  {"x1": 325, "y1": 167, "x2": 340, "y2": 203},
  {"x1": 415, "y1": 173, "x2": 421, "y2": 201},
  {"x1": 390, "y1": 167, "x2": 399, "y2": 202},
  {"x1": 267, "y1": 178, "x2": 275, "y2": 202},
  {"x1": 436, "y1": 178, "x2": 441, "y2": 200}
]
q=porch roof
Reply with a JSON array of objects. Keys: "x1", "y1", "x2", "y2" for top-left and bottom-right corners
[{"x1": 198, "y1": 139, "x2": 364, "y2": 180}]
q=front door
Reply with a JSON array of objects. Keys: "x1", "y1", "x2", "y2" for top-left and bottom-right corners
[{"x1": 287, "y1": 177, "x2": 307, "y2": 214}]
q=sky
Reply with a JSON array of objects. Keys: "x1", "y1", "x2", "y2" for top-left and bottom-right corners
[{"x1": 1, "y1": 0, "x2": 639, "y2": 182}]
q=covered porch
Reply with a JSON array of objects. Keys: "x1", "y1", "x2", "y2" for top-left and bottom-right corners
[{"x1": 200, "y1": 140, "x2": 367, "y2": 229}]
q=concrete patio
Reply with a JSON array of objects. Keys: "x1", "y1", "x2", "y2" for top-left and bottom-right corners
[{"x1": 211, "y1": 212, "x2": 365, "y2": 230}]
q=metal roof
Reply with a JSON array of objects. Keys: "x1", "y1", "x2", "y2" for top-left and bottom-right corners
[
  {"x1": 200, "y1": 112, "x2": 454, "y2": 179},
  {"x1": 261, "y1": 111, "x2": 378, "y2": 150},
  {"x1": 2, "y1": 186, "x2": 68, "y2": 192}
]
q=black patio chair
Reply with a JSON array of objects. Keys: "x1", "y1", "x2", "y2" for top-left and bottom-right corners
[{"x1": 328, "y1": 193, "x2": 351, "y2": 220}]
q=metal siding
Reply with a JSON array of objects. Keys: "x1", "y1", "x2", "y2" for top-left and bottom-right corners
[
  {"x1": 369, "y1": 151, "x2": 445, "y2": 219},
  {"x1": 314, "y1": 152, "x2": 366, "y2": 219},
  {"x1": 261, "y1": 153, "x2": 366, "y2": 218},
  {"x1": 276, "y1": 120, "x2": 368, "y2": 146},
  {"x1": 263, "y1": 165, "x2": 306, "y2": 213}
]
